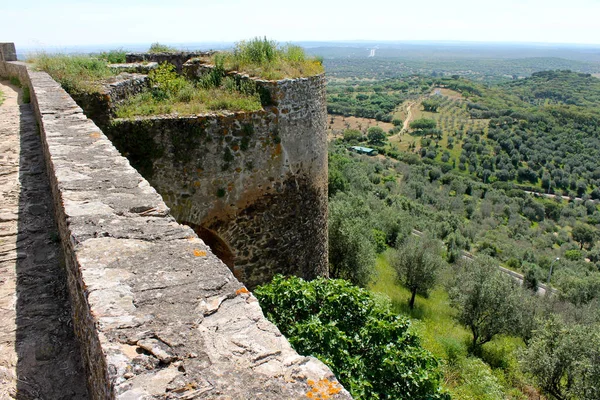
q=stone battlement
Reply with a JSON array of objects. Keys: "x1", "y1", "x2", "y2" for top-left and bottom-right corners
[{"x1": 0, "y1": 44, "x2": 350, "y2": 399}]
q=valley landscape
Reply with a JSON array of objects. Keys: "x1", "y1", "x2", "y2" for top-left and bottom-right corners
[{"x1": 1, "y1": 1, "x2": 600, "y2": 398}]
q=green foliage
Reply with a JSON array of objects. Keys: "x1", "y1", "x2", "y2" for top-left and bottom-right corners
[
  {"x1": 98, "y1": 48, "x2": 127, "y2": 63},
  {"x1": 448, "y1": 257, "x2": 524, "y2": 349},
  {"x1": 255, "y1": 275, "x2": 447, "y2": 400},
  {"x1": 342, "y1": 128, "x2": 363, "y2": 143},
  {"x1": 148, "y1": 42, "x2": 178, "y2": 53},
  {"x1": 422, "y1": 98, "x2": 442, "y2": 112},
  {"x1": 328, "y1": 193, "x2": 376, "y2": 286},
  {"x1": 0, "y1": 89, "x2": 3, "y2": 106},
  {"x1": 366, "y1": 126, "x2": 386, "y2": 146},
  {"x1": 410, "y1": 118, "x2": 437, "y2": 132},
  {"x1": 21, "y1": 85, "x2": 30, "y2": 104},
  {"x1": 214, "y1": 37, "x2": 324, "y2": 80},
  {"x1": 564, "y1": 249, "x2": 583, "y2": 261},
  {"x1": 389, "y1": 236, "x2": 444, "y2": 309},
  {"x1": 115, "y1": 62, "x2": 262, "y2": 117},
  {"x1": 520, "y1": 317, "x2": 600, "y2": 400},
  {"x1": 571, "y1": 223, "x2": 597, "y2": 250},
  {"x1": 30, "y1": 53, "x2": 115, "y2": 94}
]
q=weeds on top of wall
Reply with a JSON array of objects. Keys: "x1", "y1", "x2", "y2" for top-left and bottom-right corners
[
  {"x1": 115, "y1": 62, "x2": 262, "y2": 118},
  {"x1": 98, "y1": 48, "x2": 127, "y2": 64},
  {"x1": 211, "y1": 37, "x2": 324, "y2": 80},
  {"x1": 29, "y1": 53, "x2": 117, "y2": 95},
  {"x1": 148, "y1": 43, "x2": 178, "y2": 54}
]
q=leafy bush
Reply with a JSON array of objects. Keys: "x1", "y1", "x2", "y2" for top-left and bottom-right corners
[{"x1": 255, "y1": 275, "x2": 448, "y2": 399}]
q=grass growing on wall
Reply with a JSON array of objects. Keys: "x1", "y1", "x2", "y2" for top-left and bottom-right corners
[
  {"x1": 148, "y1": 43, "x2": 178, "y2": 54},
  {"x1": 29, "y1": 53, "x2": 116, "y2": 94},
  {"x1": 212, "y1": 37, "x2": 324, "y2": 80},
  {"x1": 115, "y1": 62, "x2": 262, "y2": 117},
  {"x1": 0, "y1": 89, "x2": 4, "y2": 106}
]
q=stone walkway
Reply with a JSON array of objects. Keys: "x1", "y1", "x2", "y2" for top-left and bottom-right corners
[{"x1": 0, "y1": 81, "x2": 88, "y2": 399}]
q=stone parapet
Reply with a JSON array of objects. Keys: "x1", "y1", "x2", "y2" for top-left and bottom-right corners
[
  {"x1": 0, "y1": 42, "x2": 17, "y2": 61},
  {"x1": 126, "y1": 52, "x2": 212, "y2": 73},
  {"x1": 0, "y1": 54, "x2": 350, "y2": 399}
]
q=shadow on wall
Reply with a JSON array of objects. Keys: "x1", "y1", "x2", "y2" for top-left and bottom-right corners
[
  {"x1": 13, "y1": 83, "x2": 89, "y2": 398},
  {"x1": 183, "y1": 221, "x2": 236, "y2": 272}
]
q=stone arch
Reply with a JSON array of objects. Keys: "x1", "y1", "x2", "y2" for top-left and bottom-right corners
[{"x1": 183, "y1": 222, "x2": 235, "y2": 271}]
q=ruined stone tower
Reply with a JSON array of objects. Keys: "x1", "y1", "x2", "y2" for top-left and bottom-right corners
[{"x1": 101, "y1": 55, "x2": 329, "y2": 288}]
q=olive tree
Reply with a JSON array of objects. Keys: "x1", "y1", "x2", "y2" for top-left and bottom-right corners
[
  {"x1": 448, "y1": 257, "x2": 523, "y2": 349},
  {"x1": 389, "y1": 236, "x2": 443, "y2": 309}
]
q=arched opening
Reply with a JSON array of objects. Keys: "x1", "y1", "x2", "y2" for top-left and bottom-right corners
[{"x1": 184, "y1": 222, "x2": 235, "y2": 270}]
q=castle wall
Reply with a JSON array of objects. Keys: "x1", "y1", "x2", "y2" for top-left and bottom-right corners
[
  {"x1": 126, "y1": 52, "x2": 212, "y2": 73},
  {"x1": 0, "y1": 46, "x2": 349, "y2": 399},
  {"x1": 106, "y1": 72, "x2": 328, "y2": 288}
]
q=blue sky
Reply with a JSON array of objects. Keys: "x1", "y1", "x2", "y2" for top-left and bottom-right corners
[{"x1": 2, "y1": 0, "x2": 600, "y2": 50}]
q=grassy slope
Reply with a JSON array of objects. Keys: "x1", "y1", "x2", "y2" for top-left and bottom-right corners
[{"x1": 369, "y1": 253, "x2": 531, "y2": 400}]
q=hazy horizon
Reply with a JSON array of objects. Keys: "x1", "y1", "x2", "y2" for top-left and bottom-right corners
[{"x1": 3, "y1": 0, "x2": 600, "y2": 50}]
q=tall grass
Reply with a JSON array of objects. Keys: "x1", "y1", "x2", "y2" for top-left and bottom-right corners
[
  {"x1": 213, "y1": 37, "x2": 324, "y2": 80},
  {"x1": 115, "y1": 62, "x2": 262, "y2": 118},
  {"x1": 29, "y1": 53, "x2": 115, "y2": 94},
  {"x1": 98, "y1": 48, "x2": 127, "y2": 64},
  {"x1": 148, "y1": 43, "x2": 178, "y2": 54},
  {"x1": 369, "y1": 253, "x2": 531, "y2": 400}
]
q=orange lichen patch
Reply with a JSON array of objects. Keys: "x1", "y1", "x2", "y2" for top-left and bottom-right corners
[
  {"x1": 306, "y1": 378, "x2": 342, "y2": 399},
  {"x1": 272, "y1": 143, "x2": 282, "y2": 157},
  {"x1": 236, "y1": 287, "x2": 249, "y2": 295},
  {"x1": 193, "y1": 249, "x2": 207, "y2": 257},
  {"x1": 232, "y1": 145, "x2": 240, "y2": 151},
  {"x1": 227, "y1": 183, "x2": 235, "y2": 192},
  {"x1": 89, "y1": 132, "x2": 102, "y2": 139},
  {"x1": 235, "y1": 167, "x2": 242, "y2": 173},
  {"x1": 193, "y1": 181, "x2": 201, "y2": 188},
  {"x1": 196, "y1": 168, "x2": 204, "y2": 175}
]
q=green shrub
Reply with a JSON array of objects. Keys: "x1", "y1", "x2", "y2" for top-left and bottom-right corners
[
  {"x1": 255, "y1": 275, "x2": 448, "y2": 400},
  {"x1": 98, "y1": 48, "x2": 127, "y2": 63},
  {"x1": 148, "y1": 42, "x2": 177, "y2": 53},
  {"x1": 565, "y1": 248, "x2": 583, "y2": 261},
  {"x1": 439, "y1": 336, "x2": 468, "y2": 367}
]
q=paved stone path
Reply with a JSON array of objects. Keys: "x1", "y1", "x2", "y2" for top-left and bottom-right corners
[{"x1": 0, "y1": 81, "x2": 88, "y2": 399}]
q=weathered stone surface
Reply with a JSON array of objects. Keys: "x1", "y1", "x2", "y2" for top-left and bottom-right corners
[
  {"x1": 109, "y1": 62, "x2": 158, "y2": 74},
  {"x1": 125, "y1": 52, "x2": 213, "y2": 73},
  {"x1": 102, "y1": 64, "x2": 329, "y2": 288},
  {"x1": 0, "y1": 79, "x2": 88, "y2": 399},
  {"x1": 0, "y1": 43, "x2": 17, "y2": 61},
  {"x1": 0, "y1": 48, "x2": 351, "y2": 398}
]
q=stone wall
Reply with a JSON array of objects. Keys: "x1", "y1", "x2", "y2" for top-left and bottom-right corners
[
  {"x1": 0, "y1": 45, "x2": 350, "y2": 399},
  {"x1": 71, "y1": 73, "x2": 148, "y2": 128},
  {"x1": 126, "y1": 52, "x2": 212, "y2": 73},
  {"x1": 106, "y1": 67, "x2": 329, "y2": 288}
]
